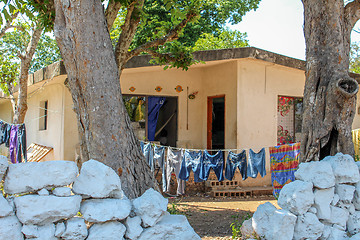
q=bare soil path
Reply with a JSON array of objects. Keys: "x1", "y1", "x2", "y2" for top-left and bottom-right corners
[{"x1": 168, "y1": 195, "x2": 278, "y2": 240}]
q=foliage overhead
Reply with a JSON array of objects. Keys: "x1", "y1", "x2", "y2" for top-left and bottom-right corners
[{"x1": 192, "y1": 28, "x2": 249, "y2": 51}]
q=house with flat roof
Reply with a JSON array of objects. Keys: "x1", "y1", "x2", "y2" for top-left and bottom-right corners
[{"x1": 1, "y1": 47, "x2": 360, "y2": 192}]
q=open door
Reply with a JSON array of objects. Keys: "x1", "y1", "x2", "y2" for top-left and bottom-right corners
[{"x1": 207, "y1": 95, "x2": 225, "y2": 149}]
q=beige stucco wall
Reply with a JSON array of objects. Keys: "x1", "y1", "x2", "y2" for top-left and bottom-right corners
[
  {"x1": 236, "y1": 59, "x2": 306, "y2": 187},
  {"x1": 121, "y1": 65, "x2": 205, "y2": 149},
  {"x1": 24, "y1": 77, "x2": 68, "y2": 161}
]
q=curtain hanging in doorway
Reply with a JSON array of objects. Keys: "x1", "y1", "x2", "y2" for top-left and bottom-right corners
[{"x1": 147, "y1": 97, "x2": 165, "y2": 141}]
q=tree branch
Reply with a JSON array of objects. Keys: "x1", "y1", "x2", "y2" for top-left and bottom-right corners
[
  {"x1": 105, "y1": 0, "x2": 122, "y2": 32},
  {"x1": 345, "y1": 0, "x2": 360, "y2": 31},
  {"x1": 126, "y1": 12, "x2": 197, "y2": 61},
  {"x1": 13, "y1": 21, "x2": 44, "y2": 124},
  {"x1": 114, "y1": 0, "x2": 144, "y2": 70},
  {"x1": 0, "y1": 12, "x2": 20, "y2": 38}
]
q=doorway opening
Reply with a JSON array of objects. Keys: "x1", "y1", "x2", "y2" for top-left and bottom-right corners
[{"x1": 207, "y1": 95, "x2": 225, "y2": 149}]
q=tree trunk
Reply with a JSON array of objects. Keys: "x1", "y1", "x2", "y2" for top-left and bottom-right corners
[
  {"x1": 13, "y1": 25, "x2": 43, "y2": 124},
  {"x1": 53, "y1": 0, "x2": 158, "y2": 198},
  {"x1": 301, "y1": 0, "x2": 360, "y2": 162}
]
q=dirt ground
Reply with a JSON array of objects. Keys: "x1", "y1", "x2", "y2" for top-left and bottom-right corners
[{"x1": 168, "y1": 195, "x2": 278, "y2": 240}]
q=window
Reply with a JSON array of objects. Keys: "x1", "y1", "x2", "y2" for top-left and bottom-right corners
[
  {"x1": 277, "y1": 96, "x2": 303, "y2": 145},
  {"x1": 39, "y1": 100, "x2": 48, "y2": 131}
]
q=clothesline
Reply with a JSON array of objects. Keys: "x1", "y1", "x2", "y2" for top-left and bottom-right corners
[{"x1": 139, "y1": 140, "x2": 286, "y2": 153}]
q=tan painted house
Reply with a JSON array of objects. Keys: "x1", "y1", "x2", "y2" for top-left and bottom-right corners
[{"x1": 1, "y1": 47, "x2": 360, "y2": 190}]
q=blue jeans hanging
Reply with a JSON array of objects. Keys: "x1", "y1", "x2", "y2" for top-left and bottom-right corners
[
  {"x1": 200, "y1": 150, "x2": 224, "y2": 181},
  {"x1": 247, "y1": 148, "x2": 266, "y2": 178},
  {"x1": 178, "y1": 150, "x2": 204, "y2": 182},
  {"x1": 225, "y1": 150, "x2": 247, "y2": 181}
]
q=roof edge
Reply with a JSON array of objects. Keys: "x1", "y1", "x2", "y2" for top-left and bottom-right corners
[{"x1": 28, "y1": 47, "x2": 360, "y2": 85}]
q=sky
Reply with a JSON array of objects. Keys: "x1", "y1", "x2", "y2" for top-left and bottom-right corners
[{"x1": 229, "y1": 0, "x2": 360, "y2": 61}]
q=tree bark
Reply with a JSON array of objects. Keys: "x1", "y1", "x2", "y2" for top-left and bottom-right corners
[
  {"x1": 13, "y1": 24, "x2": 43, "y2": 124},
  {"x1": 301, "y1": 0, "x2": 360, "y2": 162},
  {"x1": 53, "y1": 0, "x2": 158, "y2": 198}
]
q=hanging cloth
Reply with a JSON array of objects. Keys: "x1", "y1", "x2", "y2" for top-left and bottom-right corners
[
  {"x1": 247, "y1": 148, "x2": 266, "y2": 178},
  {"x1": 225, "y1": 150, "x2": 247, "y2": 181},
  {"x1": 153, "y1": 145, "x2": 166, "y2": 192},
  {"x1": 16, "y1": 124, "x2": 27, "y2": 162},
  {"x1": 166, "y1": 148, "x2": 186, "y2": 195},
  {"x1": 9, "y1": 125, "x2": 19, "y2": 164},
  {"x1": 269, "y1": 142, "x2": 300, "y2": 199},
  {"x1": 200, "y1": 150, "x2": 224, "y2": 181},
  {"x1": 147, "y1": 97, "x2": 165, "y2": 141},
  {"x1": 178, "y1": 150, "x2": 204, "y2": 182},
  {"x1": 142, "y1": 142, "x2": 154, "y2": 170}
]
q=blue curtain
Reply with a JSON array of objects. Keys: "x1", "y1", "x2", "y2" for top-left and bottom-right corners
[{"x1": 147, "y1": 97, "x2": 165, "y2": 141}]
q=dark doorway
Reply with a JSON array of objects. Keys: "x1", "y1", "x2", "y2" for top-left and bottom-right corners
[
  {"x1": 207, "y1": 95, "x2": 225, "y2": 149},
  {"x1": 155, "y1": 97, "x2": 178, "y2": 147}
]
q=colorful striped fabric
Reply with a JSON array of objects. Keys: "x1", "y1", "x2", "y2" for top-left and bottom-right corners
[{"x1": 269, "y1": 142, "x2": 300, "y2": 199}]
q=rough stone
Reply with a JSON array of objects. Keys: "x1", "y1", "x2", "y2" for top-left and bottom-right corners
[
  {"x1": 336, "y1": 184, "x2": 355, "y2": 203},
  {"x1": 0, "y1": 155, "x2": 8, "y2": 179},
  {"x1": 277, "y1": 180, "x2": 314, "y2": 215},
  {"x1": 132, "y1": 188, "x2": 168, "y2": 227},
  {"x1": 81, "y1": 198, "x2": 131, "y2": 223},
  {"x1": 327, "y1": 226, "x2": 348, "y2": 240},
  {"x1": 14, "y1": 195, "x2": 81, "y2": 225},
  {"x1": 308, "y1": 207, "x2": 317, "y2": 214},
  {"x1": 36, "y1": 223, "x2": 57, "y2": 240},
  {"x1": 322, "y1": 153, "x2": 360, "y2": 184},
  {"x1": 0, "y1": 215, "x2": 24, "y2": 240},
  {"x1": 350, "y1": 233, "x2": 360, "y2": 240},
  {"x1": 293, "y1": 212, "x2": 324, "y2": 240},
  {"x1": 38, "y1": 188, "x2": 49, "y2": 196},
  {"x1": 332, "y1": 194, "x2": 340, "y2": 206},
  {"x1": 53, "y1": 187, "x2": 72, "y2": 197},
  {"x1": 22, "y1": 225, "x2": 39, "y2": 238},
  {"x1": 138, "y1": 215, "x2": 201, "y2": 240},
  {"x1": 55, "y1": 222, "x2": 65, "y2": 238},
  {"x1": 0, "y1": 194, "x2": 14, "y2": 217},
  {"x1": 314, "y1": 187, "x2": 334, "y2": 220},
  {"x1": 319, "y1": 224, "x2": 332, "y2": 240},
  {"x1": 240, "y1": 218, "x2": 255, "y2": 238},
  {"x1": 125, "y1": 216, "x2": 143, "y2": 240},
  {"x1": 87, "y1": 221, "x2": 126, "y2": 240},
  {"x1": 72, "y1": 159, "x2": 122, "y2": 198},
  {"x1": 252, "y1": 202, "x2": 297, "y2": 240},
  {"x1": 348, "y1": 211, "x2": 360, "y2": 235},
  {"x1": 353, "y1": 182, "x2": 360, "y2": 210},
  {"x1": 61, "y1": 217, "x2": 88, "y2": 240},
  {"x1": 295, "y1": 161, "x2": 335, "y2": 188},
  {"x1": 329, "y1": 206, "x2": 349, "y2": 229},
  {"x1": 4, "y1": 160, "x2": 78, "y2": 194}
]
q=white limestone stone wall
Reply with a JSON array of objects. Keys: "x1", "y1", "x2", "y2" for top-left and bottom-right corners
[
  {"x1": 242, "y1": 153, "x2": 360, "y2": 240},
  {"x1": 0, "y1": 158, "x2": 201, "y2": 240}
]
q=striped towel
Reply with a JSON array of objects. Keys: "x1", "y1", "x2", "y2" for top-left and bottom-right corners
[{"x1": 269, "y1": 142, "x2": 300, "y2": 198}]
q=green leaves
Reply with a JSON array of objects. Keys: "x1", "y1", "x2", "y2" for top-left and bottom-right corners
[{"x1": 193, "y1": 28, "x2": 249, "y2": 51}]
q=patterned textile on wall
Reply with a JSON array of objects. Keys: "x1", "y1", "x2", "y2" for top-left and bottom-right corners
[
  {"x1": 277, "y1": 96, "x2": 295, "y2": 145},
  {"x1": 353, "y1": 129, "x2": 360, "y2": 161},
  {"x1": 269, "y1": 142, "x2": 300, "y2": 199}
]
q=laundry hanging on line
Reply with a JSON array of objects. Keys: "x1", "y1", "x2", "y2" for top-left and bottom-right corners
[
  {"x1": 247, "y1": 148, "x2": 266, "y2": 178},
  {"x1": 269, "y1": 142, "x2": 300, "y2": 199},
  {"x1": 0, "y1": 120, "x2": 27, "y2": 163}
]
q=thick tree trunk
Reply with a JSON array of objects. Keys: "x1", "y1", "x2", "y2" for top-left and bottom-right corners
[
  {"x1": 301, "y1": 0, "x2": 359, "y2": 162},
  {"x1": 53, "y1": 0, "x2": 158, "y2": 198}
]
